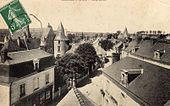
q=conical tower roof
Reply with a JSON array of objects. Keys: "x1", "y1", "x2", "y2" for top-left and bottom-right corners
[
  {"x1": 55, "y1": 22, "x2": 68, "y2": 41},
  {"x1": 123, "y1": 27, "x2": 128, "y2": 38}
]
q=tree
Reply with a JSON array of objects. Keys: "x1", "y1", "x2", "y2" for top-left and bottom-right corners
[
  {"x1": 67, "y1": 33, "x2": 75, "y2": 43},
  {"x1": 75, "y1": 43, "x2": 98, "y2": 75},
  {"x1": 55, "y1": 53, "x2": 87, "y2": 86},
  {"x1": 107, "y1": 34, "x2": 113, "y2": 39},
  {"x1": 99, "y1": 39, "x2": 113, "y2": 51}
]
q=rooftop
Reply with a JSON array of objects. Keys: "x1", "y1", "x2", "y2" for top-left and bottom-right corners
[
  {"x1": 134, "y1": 39, "x2": 170, "y2": 64},
  {"x1": 0, "y1": 49, "x2": 53, "y2": 65},
  {"x1": 103, "y1": 57, "x2": 170, "y2": 106},
  {"x1": 54, "y1": 22, "x2": 68, "y2": 41}
]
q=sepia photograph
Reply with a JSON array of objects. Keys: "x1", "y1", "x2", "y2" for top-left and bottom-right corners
[{"x1": 0, "y1": 0, "x2": 170, "y2": 106}]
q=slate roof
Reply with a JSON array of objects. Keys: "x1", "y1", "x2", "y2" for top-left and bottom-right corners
[
  {"x1": 134, "y1": 39, "x2": 170, "y2": 64},
  {"x1": 102, "y1": 57, "x2": 170, "y2": 106},
  {"x1": 124, "y1": 40, "x2": 140, "y2": 52},
  {"x1": 0, "y1": 27, "x2": 52, "y2": 40},
  {"x1": 54, "y1": 23, "x2": 68, "y2": 41},
  {"x1": 1, "y1": 40, "x2": 23, "y2": 52},
  {"x1": 11, "y1": 28, "x2": 51, "y2": 40},
  {"x1": 0, "y1": 49, "x2": 52, "y2": 65}
]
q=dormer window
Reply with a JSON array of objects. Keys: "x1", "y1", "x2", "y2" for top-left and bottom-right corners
[
  {"x1": 154, "y1": 50, "x2": 165, "y2": 60},
  {"x1": 131, "y1": 47, "x2": 139, "y2": 53},
  {"x1": 121, "y1": 69, "x2": 143, "y2": 87},
  {"x1": 33, "y1": 58, "x2": 40, "y2": 70}
]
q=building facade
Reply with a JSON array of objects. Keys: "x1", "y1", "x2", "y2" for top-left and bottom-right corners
[{"x1": 0, "y1": 49, "x2": 55, "y2": 106}]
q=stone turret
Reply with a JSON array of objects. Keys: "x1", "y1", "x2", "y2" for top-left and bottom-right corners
[{"x1": 54, "y1": 22, "x2": 69, "y2": 58}]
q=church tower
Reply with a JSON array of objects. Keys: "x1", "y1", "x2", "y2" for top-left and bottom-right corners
[{"x1": 54, "y1": 22, "x2": 69, "y2": 58}]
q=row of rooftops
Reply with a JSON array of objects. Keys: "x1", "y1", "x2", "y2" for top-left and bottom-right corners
[
  {"x1": 0, "y1": 22, "x2": 68, "y2": 43},
  {"x1": 103, "y1": 56, "x2": 170, "y2": 106},
  {"x1": 123, "y1": 38, "x2": 170, "y2": 65},
  {"x1": 102, "y1": 37, "x2": 170, "y2": 106}
]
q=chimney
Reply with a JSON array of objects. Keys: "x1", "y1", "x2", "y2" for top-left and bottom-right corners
[
  {"x1": 136, "y1": 36, "x2": 142, "y2": 44},
  {"x1": 48, "y1": 23, "x2": 52, "y2": 29},
  {"x1": 112, "y1": 53, "x2": 120, "y2": 63},
  {"x1": 26, "y1": 25, "x2": 31, "y2": 38},
  {"x1": 17, "y1": 37, "x2": 21, "y2": 47},
  {"x1": 0, "y1": 50, "x2": 8, "y2": 63},
  {"x1": 152, "y1": 39, "x2": 157, "y2": 45}
]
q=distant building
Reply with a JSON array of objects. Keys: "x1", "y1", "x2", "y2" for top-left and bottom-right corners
[
  {"x1": 121, "y1": 38, "x2": 141, "y2": 58},
  {"x1": 118, "y1": 27, "x2": 129, "y2": 40},
  {"x1": 54, "y1": 22, "x2": 69, "y2": 58},
  {"x1": 0, "y1": 48, "x2": 55, "y2": 106},
  {"x1": 93, "y1": 38, "x2": 122, "y2": 68},
  {"x1": 0, "y1": 23, "x2": 56, "y2": 54}
]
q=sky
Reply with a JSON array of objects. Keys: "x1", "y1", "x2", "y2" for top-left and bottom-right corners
[{"x1": 1, "y1": 0, "x2": 170, "y2": 33}]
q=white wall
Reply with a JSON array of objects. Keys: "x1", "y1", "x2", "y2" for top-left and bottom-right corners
[
  {"x1": 10, "y1": 67, "x2": 54, "y2": 104},
  {"x1": 0, "y1": 84, "x2": 10, "y2": 106},
  {"x1": 54, "y1": 40, "x2": 67, "y2": 57},
  {"x1": 101, "y1": 74, "x2": 140, "y2": 106}
]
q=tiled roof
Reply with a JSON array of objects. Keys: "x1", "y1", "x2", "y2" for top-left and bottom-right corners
[
  {"x1": 103, "y1": 57, "x2": 170, "y2": 106},
  {"x1": 1, "y1": 49, "x2": 52, "y2": 65},
  {"x1": 57, "y1": 89, "x2": 80, "y2": 106},
  {"x1": 58, "y1": 88, "x2": 94, "y2": 106}
]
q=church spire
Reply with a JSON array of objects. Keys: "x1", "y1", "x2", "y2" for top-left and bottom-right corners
[{"x1": 123, "y1": 27, "x2": 128, "y2": 38}]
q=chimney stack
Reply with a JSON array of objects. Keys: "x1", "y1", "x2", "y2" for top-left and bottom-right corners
[
  {"x1": 17, "y1": 37, "x2": 21, "y2": 47},
  {"x1": 26, "y1": 25, "x2": 31, "y2": 38},
  {"x1": 0, "y1": 50, "x2": 8, "y2": 63}
]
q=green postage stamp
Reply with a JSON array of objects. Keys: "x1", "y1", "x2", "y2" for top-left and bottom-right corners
[{"x1": 0, "y1": 0, "x2": 31, "y2": 34}]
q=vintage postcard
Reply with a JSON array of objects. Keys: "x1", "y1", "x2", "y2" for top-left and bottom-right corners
[{"x1": 0, "y1": 0, "x2": 170, "y2": 106}]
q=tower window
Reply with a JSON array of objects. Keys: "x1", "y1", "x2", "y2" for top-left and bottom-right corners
[
  {"x1": 58, "y1": 41, "x2": 60, "y2": 44},
  {"x1": 58, "y1": 46, "x2": 60, "y2": 52}
]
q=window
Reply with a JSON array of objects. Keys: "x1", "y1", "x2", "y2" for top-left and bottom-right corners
[
  {"x1": 40, "y1": 92, "x2": 45, "y2": 104},
  {"x1": 121, "y1": 92, "x2": 126, "y2": 98},
  {"x1": 46, "y1": 90, "x2": 51, "y2": 100},
  {"x1": 110, "y1": 96, "x2": 118, "y2": 106},
  {"x1": 121, "y1": 69, "x2": 143, "y2": 87},
  {"x1": 58, "y1": 41, "x2": 60, "y2": 44},
  {"x1": 58, "y1": 46, "x2": 60, "y2": 52},
  {"x1": 45, "y1": 73, "x2": 50, "y2": 84},
  {"x1": 33, "y1": 77, "x2": 39, "y2": 90},
  {"x1": 154, "y1": 50, "x2": 165, "y2": 60},
  {"x1": 57, "y1": 54, "x2": 60, "y2": 57},
  {"x1": 20, "y1": 84, "x2": 25, "y2": 97}
]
